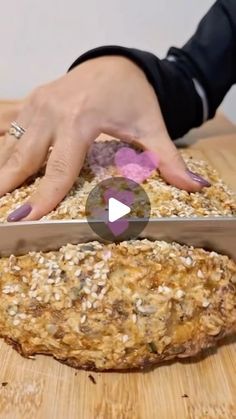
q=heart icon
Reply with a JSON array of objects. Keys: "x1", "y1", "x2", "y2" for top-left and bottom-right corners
[
  {"x1": 90, "y1": 188, "x2": 134, "y2": 237},
  {"x1": 90, "y1": 207, "x2": 129, "y2": 237},
  {"x1": 103, "y1": 188, "x2": 134, "y2": 207},
  {"x1": 103, "y1": 188, "x2": 134, "y2": 236},
  {"x1": 107, "y1": 218, "x2": 129, "y2": 236},
  {"x1": 114, "y1": 147, "x2": 159, "y2": 183}
]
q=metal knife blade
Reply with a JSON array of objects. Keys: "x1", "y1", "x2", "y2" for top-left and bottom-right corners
[{"x1": 0, "y1": 217, "x2": 235, "y2": 260}]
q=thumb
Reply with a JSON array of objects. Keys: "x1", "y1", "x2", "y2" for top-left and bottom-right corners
[{"x1": 145, "y1": 134, "x2": 211, "y2": 192}]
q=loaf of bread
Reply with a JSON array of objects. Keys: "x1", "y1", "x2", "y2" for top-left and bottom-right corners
[
  {"x1": 0, "y1": 140, "x2": 235, "y2": 221},
  {"x1": 0, "y1": 139, "x2": 235, "y2": 370},
  {"x1": 0, "y1": 239, "x2": 235, "y2": 371}
]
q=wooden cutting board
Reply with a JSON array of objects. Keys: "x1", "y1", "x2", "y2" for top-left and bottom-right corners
[{"x1": 0, "y1": 124, "x2": 235, "y2": 418}]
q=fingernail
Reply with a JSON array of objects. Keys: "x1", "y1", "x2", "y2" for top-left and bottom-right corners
[
  {"x1": 7, "y1": 203, "x2": 32, "y2": 222},
  {"x1": 187, "y1": 170, "x2": 211, "y2": 187}
]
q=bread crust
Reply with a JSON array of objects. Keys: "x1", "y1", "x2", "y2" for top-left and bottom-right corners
[{"x1": 0, "y1": 240, "x2": 235, "y2": 371}]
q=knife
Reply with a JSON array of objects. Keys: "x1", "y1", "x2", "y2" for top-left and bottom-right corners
[{"x1": 0, "y1": 217, "x2": 235, "y2": 260}]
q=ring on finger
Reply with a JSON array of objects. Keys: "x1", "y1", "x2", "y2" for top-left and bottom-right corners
[{"x1": 9, "y1": 121, "x2": 26, "y2": 140}]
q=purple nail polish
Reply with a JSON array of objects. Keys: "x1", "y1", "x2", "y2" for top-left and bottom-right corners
[
  {"x1": 187, "y1": 170, "x2": 211, "y2": 187},
  {"x1": 7, "y1": 203, "x2": 32, "y2": 222}
]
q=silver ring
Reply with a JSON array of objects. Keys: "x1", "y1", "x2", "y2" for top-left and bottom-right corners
[{"x1": 9, "y1": 121, "x2": 26, "y2": 140}]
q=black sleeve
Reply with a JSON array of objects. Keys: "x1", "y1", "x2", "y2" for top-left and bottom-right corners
[{"x1": 68, "y1": 0, "x2": 236, "y2": 140}]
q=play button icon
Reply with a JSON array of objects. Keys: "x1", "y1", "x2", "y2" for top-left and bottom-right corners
[
  {"x1": 108, "y1": 198, "x2": 131, "y2": 222},
  {"x1": 85, "y1": 177, "x2": 151, "y2": 241}
]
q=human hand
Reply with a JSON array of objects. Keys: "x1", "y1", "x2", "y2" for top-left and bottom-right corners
[{"x1": 2, "y1": 56, "x2": 210, "y2": 221}]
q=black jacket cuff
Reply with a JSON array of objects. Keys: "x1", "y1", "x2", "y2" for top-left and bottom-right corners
[{"x1": 68, "y1": 45, "x2": 203, "y2": 140}]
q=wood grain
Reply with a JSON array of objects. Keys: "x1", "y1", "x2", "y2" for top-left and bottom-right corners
[{"x1": 0, "y1": 105, "x2": 235, "y2": 418}]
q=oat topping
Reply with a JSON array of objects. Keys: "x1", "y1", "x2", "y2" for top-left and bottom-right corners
[
  {"x1": 0, "y1": 140, "x2": 235, "y2": 222},
  {"x1": 0, "y1": 239, "x2": 235, "y2": 370}
]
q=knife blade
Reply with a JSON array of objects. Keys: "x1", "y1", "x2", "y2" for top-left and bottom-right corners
[{"x1": 0, "y1": 217, "x2": 235, "y2": 260}]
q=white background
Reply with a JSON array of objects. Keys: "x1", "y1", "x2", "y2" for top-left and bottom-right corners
[{"x1": 1, "y1": 0, "x2": 235, "y2": 122}]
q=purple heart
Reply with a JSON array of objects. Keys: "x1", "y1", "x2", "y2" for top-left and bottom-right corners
[
  {"x1": 90, "y1": 188, "x2": 133, "y2": 237},
  {"x1": 106, "y1": 219, "x2": 129, "y2": 236},
  {"x1": 103, "y1": 188, "x2": 134, "y2": 207},
  {"x1": 114, "y1": 147, "x2": 159, "y2": 183}
]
